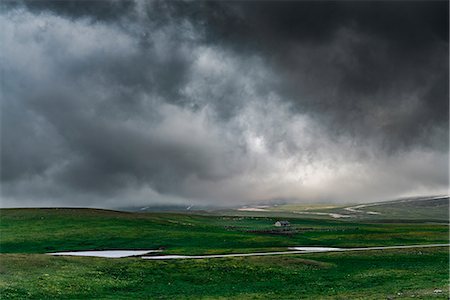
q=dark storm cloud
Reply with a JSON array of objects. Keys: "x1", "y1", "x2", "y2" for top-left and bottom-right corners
[
  {"x1": 188, "y1": 1, "x2": 447, "y2": 149},
  {"x1": 3, "y1": 0, "x2": 136, "y2": 21},
  {"x1": 201, "y1": 1, "x2": 449, "y2": 151},
  {"x1": 1, "y1": 1, "x2": 448, "y2": 207},
  {"x1": 116, "y1": 0, "x2": 449, "y2": 151}
]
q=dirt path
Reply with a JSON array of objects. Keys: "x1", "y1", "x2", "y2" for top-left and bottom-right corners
[{"x1": 142, "y1": 243, "x2": 450, "y2": 260}]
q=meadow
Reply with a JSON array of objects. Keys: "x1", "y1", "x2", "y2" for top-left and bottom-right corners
[{"x1": 0, "y1": 207, "x2": 448, "y2": 299}]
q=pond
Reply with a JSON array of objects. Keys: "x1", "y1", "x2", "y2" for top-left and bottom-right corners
[{"x1": 47, "y1": 250, "x2": 161, "y2": 258}]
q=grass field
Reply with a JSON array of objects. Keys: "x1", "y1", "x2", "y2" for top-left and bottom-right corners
[{"x1": 0, "y1": 207, "x2": 449, "y2": 299}]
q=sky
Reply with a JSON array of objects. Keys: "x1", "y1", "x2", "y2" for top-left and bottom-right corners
[{"x1": 1, "y1": 0, "x2": 449, "y2": 208}]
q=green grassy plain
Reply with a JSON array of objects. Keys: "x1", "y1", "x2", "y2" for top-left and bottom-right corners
[{"x1": 0, "y1": 208, "x2": 449, "y2": 299}]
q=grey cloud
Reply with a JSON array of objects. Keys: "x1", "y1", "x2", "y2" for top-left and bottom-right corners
[
  {"x1": 190, "y1": 1, "x2": 449, "y2": 152},
  {"x1": 1, "y1": 1, "x2": 448, "y2": 208},
  {"x1": 3, "y1": 0, "x2": 136, "y2": 21}
]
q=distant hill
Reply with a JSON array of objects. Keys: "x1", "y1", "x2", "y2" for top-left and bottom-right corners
[
  {"x1": 337, "y1": 196, "x2": 449, "y2": 222},
  {"x1": 116, "y1": 204, "x2": 217, "y2": 212},
  {"x1": 231, "y1": 196, "x2": 449, "y2": 222}
]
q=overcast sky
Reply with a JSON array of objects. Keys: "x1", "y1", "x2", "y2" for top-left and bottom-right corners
[{"x1": 1, "y1": 0, "x2": 448, "y2": 208}]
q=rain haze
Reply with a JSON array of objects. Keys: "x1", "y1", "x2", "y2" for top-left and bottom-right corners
[{"x1": 1, "y1": 0, "x2": 448, "y2": 208}]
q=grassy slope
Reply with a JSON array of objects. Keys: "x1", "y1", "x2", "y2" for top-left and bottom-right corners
[
  {"x1": 1, "y1": 208, "x2": 448, "y2": 254},
  {"x1": 1, "y1": 249, "x2": 448, "y2": 299},
  {"x1": 0, "y1": 208, "x2": 448, "y2": 299}
]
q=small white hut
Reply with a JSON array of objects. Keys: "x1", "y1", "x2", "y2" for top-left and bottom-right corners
[{"x1": 274, "y1": 220, "x2": 290, "y2": 227}]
